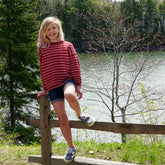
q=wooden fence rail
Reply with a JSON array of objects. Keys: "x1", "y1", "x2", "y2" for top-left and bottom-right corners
[
  {"x1": 26, "y1": 118, "x2": 165, "y2": 135},
  {"x1": 26, "y1": 95, "x2": 165, "y2": 165}
]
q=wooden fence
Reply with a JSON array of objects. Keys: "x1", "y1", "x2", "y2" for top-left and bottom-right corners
[{"x1": 26, "y1": 95, "x2": 165, "y2": 165}]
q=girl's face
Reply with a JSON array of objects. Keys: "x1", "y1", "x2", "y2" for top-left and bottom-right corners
[{"x1": 46, "y1": 23, "x2": 59, "y2": 42}]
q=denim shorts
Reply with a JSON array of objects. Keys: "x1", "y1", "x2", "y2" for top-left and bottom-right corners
[{"x1": 48, "y1": 79, "x2": 76, "y2": 104}]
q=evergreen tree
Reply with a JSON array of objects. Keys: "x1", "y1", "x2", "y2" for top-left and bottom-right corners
[
  {"x1": 71, "y1": 0, "x2": 96, "y2": 52},
  {"x1": 0, "y1": 0, "x2": 41, "y2": 143},
  {"x1": 159, "y1": 0, "x2": 165, "y2": 33},
  {"x1": 144, "y1": 0, "x2": 157, "y2": 32},
  {"x1": 120, "y1": 0, "x2": 143, "y2": 24}
]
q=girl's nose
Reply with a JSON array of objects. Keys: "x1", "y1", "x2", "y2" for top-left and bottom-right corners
[{"x1": 49, "y1": 28, "x2": 54, "y2": 32}]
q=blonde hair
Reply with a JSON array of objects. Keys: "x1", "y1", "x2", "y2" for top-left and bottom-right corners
[{"x1": 37, "y1": 17, "x2": 65, "y2": 48}]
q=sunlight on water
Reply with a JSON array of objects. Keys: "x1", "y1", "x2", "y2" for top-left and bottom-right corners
[{"x1": 51, "y1": 51, "x2": 165, "y2": 143}]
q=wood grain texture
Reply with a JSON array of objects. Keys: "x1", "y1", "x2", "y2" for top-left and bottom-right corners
[
  {"x1": 39, "y1": 95, "x2": 52, "y2": 165},
  {"x1": 28, "y1": 155, "x2": 136, "y2": 165},
  {"x1": 27, "y1": 119, "x2": 165, "y2": 134}
]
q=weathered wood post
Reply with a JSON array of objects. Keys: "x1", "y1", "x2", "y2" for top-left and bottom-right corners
[{"x1": 39, "y1": 95, "x2": 52, "y2": 165}]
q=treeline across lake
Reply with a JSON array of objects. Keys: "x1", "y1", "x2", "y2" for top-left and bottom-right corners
[{"x1": 37, "y1": 0, "x2": 165, "y2": 52}]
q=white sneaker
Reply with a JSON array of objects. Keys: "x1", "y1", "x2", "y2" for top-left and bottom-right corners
[
  {"x1": 64, "y1": 147, "x2": 77, "y2": 163},
  {"x1": 79, "y1": 113, "x2": 96, "y2": 126}
]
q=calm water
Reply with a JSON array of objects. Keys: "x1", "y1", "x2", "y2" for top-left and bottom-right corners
[{"x1": 51, "y1": 51, "x2": 165, "y2": 143}]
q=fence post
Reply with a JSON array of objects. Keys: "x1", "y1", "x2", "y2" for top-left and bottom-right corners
[{"x1": 39, "y1": 95, "x2": 52, "y2": 165}]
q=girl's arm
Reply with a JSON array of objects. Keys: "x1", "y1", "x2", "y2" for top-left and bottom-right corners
[
  {"x1": 68, "y1": 43, "x2": 82, "y2": 88},
  {"x1": 77, "y1": 86, "x2": 82, "y2": 100},
  {"x1": 38, "y1": 48, "x2": 48, "y2": 100}
]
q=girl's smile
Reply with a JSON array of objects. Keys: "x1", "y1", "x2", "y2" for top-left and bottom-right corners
[{"x1": 46, "y1": 23, "x2": 59, "y2": 42}]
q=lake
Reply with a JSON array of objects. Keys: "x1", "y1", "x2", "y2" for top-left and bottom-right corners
[{"x1": 51, "y1": 51, "x2": 165, "y2": 143}]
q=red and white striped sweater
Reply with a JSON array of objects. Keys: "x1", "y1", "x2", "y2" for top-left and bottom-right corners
[{"x1": 38, "y1": 41, "x2": 81, "y2": 92}]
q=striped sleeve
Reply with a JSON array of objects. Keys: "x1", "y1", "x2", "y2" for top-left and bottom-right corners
[
  {"x1": 68, "y1": 43, "x2": 82, "y2": 87},
  {"x1": 38, "y1": 48, "x2": 47, "y2": 91}
]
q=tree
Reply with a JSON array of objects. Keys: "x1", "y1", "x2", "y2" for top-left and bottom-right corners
[
  {"x1": 36, "y1": 0, "x2": 165, "y2": 51},
  {"x1": 120, "y1": 0, "x2": 143, "y2": 24},
  {"x1": 80, "y1": 3, "x2": 164, "y2": 143},
  {"x1": 67, "y1": 0, "x2": 96, "y2": 52},
  {"x1": 159, "y1": 0, "x2": 165, "y2": 32},
  {"x1": 0, "y1": 0, "x2": 41, "y2": 143}
]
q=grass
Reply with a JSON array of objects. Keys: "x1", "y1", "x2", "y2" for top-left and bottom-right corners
[
  {"x1": 0, "y1": 143, "x2": 41, "y2": 165},
  {"x1": 0, "y1": 137, "x2": 165, "y2": 165}
]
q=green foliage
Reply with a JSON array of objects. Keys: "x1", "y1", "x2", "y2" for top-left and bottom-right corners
[
  {"x1": 36, "y1": 0, "x2": 165, "y2": 52},
  {"x1": 50, "y1": 110, "x2": 57, "y2": 120},
  {"x1": 120, "y1": 0, "x2": 143, "y2": 23},
  {"x1": 58, "y1": 138, "x2": 165, "y2": 164},
  {"x1": 82, "y1": 106, "x2": 87, "y2": 113},
  {"x1": 139, "y1": 82, "x2": 164, "y2": 143},
  {"x1": 0, "y1": 114, "x2": 41, "y2": 145},
  {"x1": 59, "y1": 0, "x2": 97, "y2": 51},
  {"x1": 0, "y1": 144, "x2": 41, "y2": 164},
  {"x1": 139, "y1": 82, "x2": 163, "y2": 124},
  {"x1": 1, "y1": 136, "x2": 165, "y2": 164},
  {"x1": 0, "y1": 0, "x2": 42, "y2": 143},
  {"x1": 0, "y1": 120, "x2": 16, "y2": 145}
]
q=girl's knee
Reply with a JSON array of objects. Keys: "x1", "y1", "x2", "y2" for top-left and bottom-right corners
[
  {"x1": 58, "y1": 115, "x2": 69, "y2": 126},
  {"x1": 64, "y1": 92, "x2": 75, "y2": 102}
]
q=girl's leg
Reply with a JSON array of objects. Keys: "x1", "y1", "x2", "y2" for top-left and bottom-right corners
[
  {"x1": 64, "y1": 83, "x2": 82, "y2": 117},
  {"x1": 64, "y1": 82, "x2": 95, "y2": 127},
  {"x1": 52, "y1": 101, "x2": 75, "y2": 148}
]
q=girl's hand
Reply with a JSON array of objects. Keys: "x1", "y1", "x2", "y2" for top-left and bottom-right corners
[
  {"x1": 77, "y1": 86, "x2": 82, "y2": 100},
  {"x1": 37, "y1": 90, "x2": 47, "y2": 100}
]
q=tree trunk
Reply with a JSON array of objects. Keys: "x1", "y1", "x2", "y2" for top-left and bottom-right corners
[
  {"x1": 8, "y1": 38, "x2": 15, "y2": 127},
  {"x1": 9, "y1": 71, "x2": 15, "y2": 126},
  {"x1": 121, "y1": 108, "x2": 126, "y2": 143}
]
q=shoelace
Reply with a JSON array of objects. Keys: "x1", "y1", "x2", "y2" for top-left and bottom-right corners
[
  {"x1": 66, "y1": 148, "x2": 76, "y2": 155},
  {"x1": 66, "y1": 152, "x2": 73, "y2": 157},
  {"x1": 67, "y1": 148, "x2": 72, "y2": 154},
  {"x1": 81, "y1": 116, "x2": 90, "y2": 122}
]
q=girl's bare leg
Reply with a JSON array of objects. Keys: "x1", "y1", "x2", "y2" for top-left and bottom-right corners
[
  {"x1": 64, "y1": 83, "x2": 82, "y2": 117},
  {"x1": 64, "y1": 83, "x2": 95, "y2": 127},
  {"x1": 52, "y1": 101, "x2": 75, "y2": 148}
]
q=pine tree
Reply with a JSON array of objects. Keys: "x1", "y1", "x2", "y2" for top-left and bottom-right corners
[{"x1": 0, "y1": 0, "x2": 41, "y2": 143}]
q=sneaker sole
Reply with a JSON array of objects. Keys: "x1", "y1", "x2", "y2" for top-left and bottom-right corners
[
  {"x1": 87, "y1": 117, "x2": 96, "y2": 126},
  {"x1": 64, "y1": 156, "x2": 75, "y2": 163}
]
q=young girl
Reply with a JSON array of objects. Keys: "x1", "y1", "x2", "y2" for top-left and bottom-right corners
[{"x1": 37, "y1": 17, "x2": 95, "y2": 163}]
